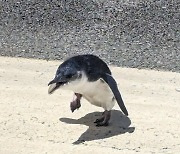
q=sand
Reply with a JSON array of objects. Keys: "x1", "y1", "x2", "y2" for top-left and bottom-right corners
[{"x1": 0, "y1": 56, "x2": 180, "y2": 154}]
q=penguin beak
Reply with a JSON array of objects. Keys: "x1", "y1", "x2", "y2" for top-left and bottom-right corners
[
  {"x1": 48, "y1": 75, "x2": 68, "y2": 94},
  {"x1": 48, "y1": 82, "x2": 61, "y2": 94},
  {"x1": 48, "y1": 79, "x2": 56, "y2": 86},
  {"x1": 48, "y1": 78, "x2": 59, "y2": 94}
]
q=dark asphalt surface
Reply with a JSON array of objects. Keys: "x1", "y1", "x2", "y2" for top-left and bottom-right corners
[{"x1": 0, "y1": 0, "x2": 179, "y2": 72}]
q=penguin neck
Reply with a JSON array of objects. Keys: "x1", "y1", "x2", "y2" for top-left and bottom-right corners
[{"x1": 60, "y1": 71, "x2": 89, "y2": 93}]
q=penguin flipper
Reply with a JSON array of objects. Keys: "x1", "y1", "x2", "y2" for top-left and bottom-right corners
[{"x1": 102, "y1": 73, "x2": 128, "y2": 116}]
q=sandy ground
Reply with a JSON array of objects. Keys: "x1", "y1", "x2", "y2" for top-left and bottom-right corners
[{"x1": 0, "y1": 56, "x2": 180, "y2": 154}]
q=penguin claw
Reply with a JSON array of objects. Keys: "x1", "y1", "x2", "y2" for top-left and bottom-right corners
[
  {"x1": 94, "y1": 119, "x2": 99, "y2": 123},
  {"x1": 96, "y1": 122, "x2": 109, "y2": 127},
  {"x1": 71, "y1": 107, "x2": 75, "y2": 113},
  {"x1": 94, "y1": 117, "x2": 104, "y2": 123},
  {"x1": 95, "y1": 117, "x2": 109, "y2": 127}
]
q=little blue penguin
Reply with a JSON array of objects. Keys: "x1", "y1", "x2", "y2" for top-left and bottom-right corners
[{"x1": 48, "y1": 54, "x2": 128, "y2": 126}]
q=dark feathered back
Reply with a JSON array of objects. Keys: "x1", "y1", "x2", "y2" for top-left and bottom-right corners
[{"x1": 59, "y1": 54, "x2": 111, "y2": 81}]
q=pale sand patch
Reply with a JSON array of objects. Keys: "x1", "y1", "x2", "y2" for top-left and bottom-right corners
[{"x1": 0, "y1": 56, "x2": 180, "y2": 154}]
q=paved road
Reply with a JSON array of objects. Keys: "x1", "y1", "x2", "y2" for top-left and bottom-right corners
[{"x1": 0, "y1": 0, "x2": 179, "y2": 72}]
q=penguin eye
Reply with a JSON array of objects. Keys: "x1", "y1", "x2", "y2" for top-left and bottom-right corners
[{"x1": 66, "y1": 74, "x2": 73, "y2": 79}]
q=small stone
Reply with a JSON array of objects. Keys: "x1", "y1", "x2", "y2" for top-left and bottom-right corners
[{"x1": 175, "y1": 88, "x2": 180, "y2": 92}]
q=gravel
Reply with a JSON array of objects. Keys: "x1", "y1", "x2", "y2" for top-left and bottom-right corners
[{"x1": 0, "y1": 0, "x2": 179, "y2": 72}]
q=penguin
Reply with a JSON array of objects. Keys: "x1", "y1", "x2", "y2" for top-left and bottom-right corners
[{"x1": 48, "y1": 54, "x2": 128, "y2": 126}]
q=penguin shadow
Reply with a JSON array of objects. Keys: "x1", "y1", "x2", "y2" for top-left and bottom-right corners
[{"x1": 59, "y1": 110, "x2": 135, "y2": 144}]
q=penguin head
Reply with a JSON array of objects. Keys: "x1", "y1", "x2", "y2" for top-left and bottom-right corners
[{"x1": 48, "y1": 61, "x2": 82, "y2": 94}]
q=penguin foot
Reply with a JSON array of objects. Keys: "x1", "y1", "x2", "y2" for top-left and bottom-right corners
[
  {"x1": 70, "y1": 93, "x2": 82, "y2": 112},
  {"x1": 70, "y1": 100, "x2": 81, "y2": 112},
  {"x1": 94, "y1": 117, "x2": 104, "y2": 123},
  {"x1": 94, "y1": 110, "x2": 111, "y2": 127}
]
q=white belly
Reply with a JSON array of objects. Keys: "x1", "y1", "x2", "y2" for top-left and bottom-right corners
[
  {"x1": 61, "y1": 74, "x2": 115, "y2": 110},
  {"x1": 82, "y1": 88, "x2": 115, "y2": 111}
]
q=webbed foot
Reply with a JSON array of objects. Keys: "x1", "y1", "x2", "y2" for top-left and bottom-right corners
[
  {"x1": 70, "y1": 93, "x2": 82, "y2": 112},
  {"x1": 94, "y1": 110, "x2": 111, "y2": 127}
]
